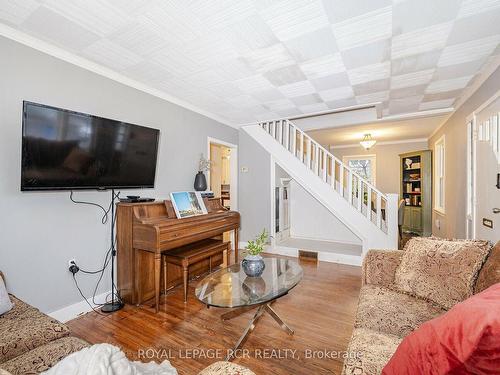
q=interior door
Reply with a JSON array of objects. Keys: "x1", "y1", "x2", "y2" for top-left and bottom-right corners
[{"x1": 474, "y1": 96, "x2": 500, "y2": 242}]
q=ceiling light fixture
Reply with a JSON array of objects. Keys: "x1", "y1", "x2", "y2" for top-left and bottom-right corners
[{"x1": 360, "y1": 134, "x2": 376, "y2": 150}]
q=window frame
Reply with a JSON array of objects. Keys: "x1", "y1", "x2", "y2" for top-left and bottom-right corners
[
  {"x1": 342, "y1": 154, "x2": 377, "y2": 185},
  {"x1": 434, "y1": 135, "x2": 446, "y2": 214}
]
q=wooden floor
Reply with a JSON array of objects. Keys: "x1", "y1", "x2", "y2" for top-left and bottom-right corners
[{"x1": 68, "y1": 255, "x2": 362, "y2": 375}]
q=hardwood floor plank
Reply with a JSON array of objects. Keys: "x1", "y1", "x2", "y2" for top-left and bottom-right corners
[{"x1": 67, "y1": 257, "x2": 361, "y2": 375}]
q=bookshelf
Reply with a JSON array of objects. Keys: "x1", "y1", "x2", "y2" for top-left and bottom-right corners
[{"x1": 400, "y1": 150, "x2": 432, "y2": 236}]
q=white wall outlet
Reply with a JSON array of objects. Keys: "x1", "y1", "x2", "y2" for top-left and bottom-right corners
[
  {"x1": 241, "y1": 166, "x2": 249, "y2": 173},
  {"x1": 68, "y1": 259, "x2": 76, "y2": 268}
]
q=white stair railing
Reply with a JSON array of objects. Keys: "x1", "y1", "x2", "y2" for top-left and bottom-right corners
[{"x1": 260, "y1": 119, "x2": 389, "y2": 234}]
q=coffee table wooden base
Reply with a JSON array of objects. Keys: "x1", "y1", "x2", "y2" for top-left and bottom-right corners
[{"x1": 222, "y1": 302, "x2": 294, "y2": 361}]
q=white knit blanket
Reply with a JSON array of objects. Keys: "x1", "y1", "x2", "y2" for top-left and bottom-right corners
[{"x1": 42, "y1": 344, "x2": 178, "y2": 375}]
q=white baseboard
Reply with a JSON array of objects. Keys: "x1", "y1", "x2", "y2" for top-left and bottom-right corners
[
  {"x1": 240, "y1": 241, "x2": 361, "y2": 266},
  {"x1": 48, "y1": 291, "x2": 110, "y2": 323},
  {"x1": 317, "y1": 252, "x2": 362, "y2": 266},
  {"x1": 267, "y1": 245, "x2": 362, "y2": 266},
  {"x1": 288, "y1": 234, "x2": 362, "y2": 246}
]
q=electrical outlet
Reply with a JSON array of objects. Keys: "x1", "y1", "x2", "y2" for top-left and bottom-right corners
[{"x1": 68, "y1": 259, "x2": 79, "y2": 274}]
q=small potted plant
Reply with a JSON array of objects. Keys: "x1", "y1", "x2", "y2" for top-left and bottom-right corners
[
  {"x1": 194, "y1": 154, "x2": 211, "y2": 191},
  {"x1": 242, "y1": 229, "x2": 268, "y2": 277}
]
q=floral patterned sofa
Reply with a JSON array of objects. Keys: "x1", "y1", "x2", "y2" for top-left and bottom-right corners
[
  {"x1": 0, "y1": 272, "x2": 254, "y2": 375},
  {"x1": 342, "y1": 238, "x2": 500, "y2": 375}
]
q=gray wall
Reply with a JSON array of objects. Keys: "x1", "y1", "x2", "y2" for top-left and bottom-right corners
[
  {"x1": 238, "y1": 129, "x2": 271, "y2": 242},
  {"x1": 0, "y1": 37, "x2": 237, "y2": 313},
  {"x1": 331, "y1": 141, "x2": 429, "y2": 194},
  {"x1": 429, "y1": 66, "x2": 500, "y2": 239}
]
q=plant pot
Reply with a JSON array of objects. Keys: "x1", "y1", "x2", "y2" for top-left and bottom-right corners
[
  {"x1": 241, "y1": 255, "x2": 265, "y2": 277},
  {"x1": 194, "y1": 171, "x2": 207, "y2": 191}
]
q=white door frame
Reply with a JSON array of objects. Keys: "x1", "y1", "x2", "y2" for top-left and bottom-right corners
[
  {"x1": 207, "y1": 137, "x2": 238, "y2": 212},
  {"x1": 465, "y1": 90, "x2": 500, "y2": 238},
  {"x1": 466, "y1": 117, "x2": 477, "y2": 239}
]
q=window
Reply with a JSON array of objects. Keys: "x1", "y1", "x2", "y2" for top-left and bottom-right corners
[
  {"x1": 434, "y1": 135, "x2": 446, "y2": 214},
  {"x1": 342, "y1": 155, "x2": 376, "y2": 185}
]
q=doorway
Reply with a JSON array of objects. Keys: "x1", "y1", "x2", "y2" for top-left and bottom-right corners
[
  {"x1": 207, "y1": 137, "x2": 238, "y2": 246},
  {"x1": 466, "y1": 91, "x2": 500, "y2": 242}
]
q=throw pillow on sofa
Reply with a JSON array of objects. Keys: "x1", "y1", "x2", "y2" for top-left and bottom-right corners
[
  {"x1": 382, "y1": 283, "x2": 500, "y2": 374},
  {"x1": 395, "y1": 237, "x2": 490, "y2": 309},
  {"x1": 0, "y1": 275, "x2": 13, "y2": 315}
]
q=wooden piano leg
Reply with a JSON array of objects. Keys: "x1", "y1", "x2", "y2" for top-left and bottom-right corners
[
  {"x1": 234, "y1": 228, "x2": 239, "y2": 263},
  {"x1": 163, "y1": 255, "x2": 167, "y2": 294},
  {"x1": 154, "y1": 253, "x2": 161, "y2": 313},
  {"x1": 223, "y1": 247, "x2": 228, "y2": 267},
  {"x1": 182, "y1": 264, "x2": 189, "y2": 304}
]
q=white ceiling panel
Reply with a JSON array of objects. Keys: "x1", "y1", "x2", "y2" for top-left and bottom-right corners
[
  {"x1": 438, "y1": 35, "x2": 500, "y2": 67},
  {"x1": 43, "y1": 0, "x2": 131, "y2": 37},
  {"x1": 332, "y1": 6, "x2": 392, "y2": 50},
  {"x1": 318, "y1": 86, "x2": 354, "y2": 101},
  {"x1": 242, "y1": 43, "x2": 295, "y2": 73},
  {"x1": 392, "y1": 0, "x2": 461, "y2": 35},
  {"x1": 391, "y1": 69, "x2": 435, "y2": 89},
  {"x1": 22, "y1": 6, "x2": 101, "y2": 51},
  {"x1": 458, "y1": 0, "x2": 500, "y2": 18},
  {"x1": 391, "y1": 22, "x2": 453, "y2": 60},
  {"x1": 356, "y1": 91, "x2": 389, "y2": 104},
  {"x1": 0, "y1": 0, "x2": 39, "y2": 25},
  {"x1": 299, "y1": 53, "x2": 346, "y2": 79},
  {"x1": 0, "y1": 0, "x2": 497, "y2": 124},
  {"x1": 426, "y1": 76, "x2": 474, "y2": 94},
  {"x1": 347, "y1": 61, "x2": 391, "y2": 85},
  {"x1": 279, "y1": 80, "x2": 317, "y2": 97},
  {"x1": 260, "y1": 0, "x2": 329, "y2": 41},
  {"x1": 285, "y1": 27, "x2": 337, "y2": 62}
]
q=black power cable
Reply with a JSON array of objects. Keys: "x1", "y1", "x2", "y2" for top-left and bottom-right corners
[
  {"x1": 69, "y1": 190, "x2": 122, "y2": 312},
  {"x1": 69, "y1": 190, "x2": 118, "y2": 224}
]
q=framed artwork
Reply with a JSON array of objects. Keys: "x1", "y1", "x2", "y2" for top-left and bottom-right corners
[{"x1": 170, "y1": 191, "x2": 208, "y2": 219}]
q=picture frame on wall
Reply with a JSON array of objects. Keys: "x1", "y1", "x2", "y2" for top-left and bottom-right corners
[{"x1": 170, "y1": 191, "x2": 208, "y2": 219}]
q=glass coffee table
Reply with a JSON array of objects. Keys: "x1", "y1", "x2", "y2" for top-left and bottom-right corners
[{"x1": 195, "y1": 257, "x2": 303, "y2": 360}]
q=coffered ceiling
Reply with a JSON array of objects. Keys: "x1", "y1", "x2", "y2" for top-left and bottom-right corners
[{"x1": 0, "y1": 0, "x2": 499, "y2": 126}]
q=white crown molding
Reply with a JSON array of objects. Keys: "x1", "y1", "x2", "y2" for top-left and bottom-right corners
[
  {"x1": 0, "y1": 23, "x2": 236, "y2": 128},
  {"x1": 329, "y1": 138, "x2": 429, "y2": 149}
]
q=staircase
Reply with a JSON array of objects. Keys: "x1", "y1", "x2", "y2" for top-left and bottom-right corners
[{"x1": 243, "y1": 119, "x2": 399, "y2": 255}]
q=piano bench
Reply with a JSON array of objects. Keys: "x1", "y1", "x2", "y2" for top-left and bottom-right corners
[{"x1": 163, "y1": 239, "x2": 230, "y2": 303}]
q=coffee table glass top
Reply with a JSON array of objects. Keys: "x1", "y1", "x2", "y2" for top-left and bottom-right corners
[{"x1": 195, "y1": 257, "x2": 303, "y2": 308}]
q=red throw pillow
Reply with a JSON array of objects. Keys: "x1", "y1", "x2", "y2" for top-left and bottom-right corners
[{"x1": 382, "y1": 283, "x2": 500, "y2": 375}]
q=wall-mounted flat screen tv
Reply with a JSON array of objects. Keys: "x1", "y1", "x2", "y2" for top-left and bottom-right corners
[{"x1": 21, "y1": 101, "x2": 160, "y2": 191}]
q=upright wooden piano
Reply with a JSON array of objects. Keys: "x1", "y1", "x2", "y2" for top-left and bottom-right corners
[{"x1": 117, "y1": 198, "x2": 240, "y2": 311}]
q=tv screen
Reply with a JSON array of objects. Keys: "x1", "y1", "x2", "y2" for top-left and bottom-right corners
[{"x1": 21, "y1": 101, "x2": 160, "y2": 191}]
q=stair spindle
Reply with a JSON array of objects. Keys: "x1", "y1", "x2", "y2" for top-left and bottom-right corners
[
  {"x1": 322, "y1": 150, "x2": 327, "y2": 182},
  {"x1": 339, "y1": 164, "x2": 344, "y2": 197},
  {"x1": 376, "y1": 193, "x2": 382, "y2": 228},
  {"x1": 367, "y1": 186, "x2": 372, "y2": 220},
  {"x1": 357, "y1": 177, "x2": 362, "y2": 211},
  {"x1": 347, "y1": 170, "x2": 353, "y2": 205}
]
